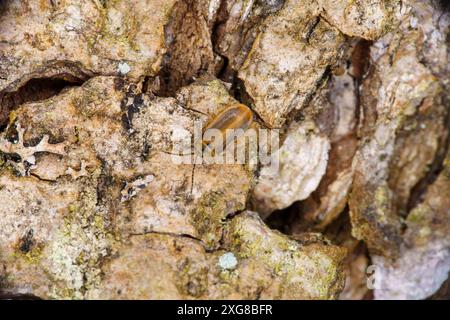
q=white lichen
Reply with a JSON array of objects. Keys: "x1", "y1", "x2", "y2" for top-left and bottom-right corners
[
  {"x1": 118, "y1": 62, "x2": 131, "y2": 75},
  {"x1": 0, "y1": 123, "x2": 67, "y2": 176},
  {"x1": 218, "y1": 252, "x2": 238, "y2": 270}
]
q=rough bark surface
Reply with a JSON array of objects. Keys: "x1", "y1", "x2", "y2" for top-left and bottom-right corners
[{"x1": 0, "y1": 0, "x2": 448, "y2": 300}]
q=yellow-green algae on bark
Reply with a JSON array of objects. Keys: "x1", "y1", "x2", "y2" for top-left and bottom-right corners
[
  {"x1": 0, "y1": 74, "x2": 346, "y2": 299},
  {"x1": 92, "y1": 212, "x2": 346, "y2": 299}
]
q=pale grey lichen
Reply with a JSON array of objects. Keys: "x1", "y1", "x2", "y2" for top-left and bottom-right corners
[
  {"x1": 118, "y1": 62, "x2": 131, "y2": 75},
  {"x1": 218, "y1": 252, "x2": 238, "y2": 270}
]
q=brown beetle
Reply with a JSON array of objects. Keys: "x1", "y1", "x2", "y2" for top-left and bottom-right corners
[{"x1": 202, "y1": 104, "x2": 254, "y2": 153}]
